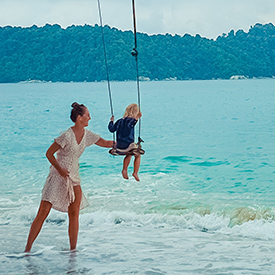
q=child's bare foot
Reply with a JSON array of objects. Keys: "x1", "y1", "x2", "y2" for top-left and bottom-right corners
[
  {"x1": 122, "y1": 170, "x2": 129, "y2": 179},
  {"x1": 132, "y1": 173, "x2": 140, "y2": 181}
]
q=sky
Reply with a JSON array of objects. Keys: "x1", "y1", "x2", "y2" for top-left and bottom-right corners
[{"x1": 1, "y1": 0, "x2": 275, "y2": 39}]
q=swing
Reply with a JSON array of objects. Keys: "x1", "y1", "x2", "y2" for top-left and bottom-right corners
[
  {"x1": 97, "y1": 0, "x2": 145, "y2": 156},
  {"x1": 109, "y1": 137, "x2": 145, "y2": 156}
]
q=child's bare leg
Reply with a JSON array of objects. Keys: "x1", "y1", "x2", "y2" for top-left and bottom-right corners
[
  {"x1": 132, "y1": 154, "x2": 141, "y2": 181},
  {"x1": 122, "y1": 155, "x2": 131, "y2": 179}
]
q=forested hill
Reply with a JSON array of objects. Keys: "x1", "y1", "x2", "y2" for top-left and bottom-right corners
[{"x1": 1, "y1": 23, "x2": 275, "y2": 83}]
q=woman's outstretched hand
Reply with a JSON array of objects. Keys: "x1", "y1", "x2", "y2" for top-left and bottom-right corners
[
  {"x1": 110, "y1": 116, "x2": 114, "y2": 122},
  {"x1": 96, "y1": 138, "x2": 114, "y2": 148}
]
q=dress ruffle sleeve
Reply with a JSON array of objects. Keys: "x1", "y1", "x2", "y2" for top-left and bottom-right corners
[
  {"x1": 85, "y1": 130, "x2": 100, "y2": 147},
  {"x1": 54, "y1": 131, "x2": 68, "y2": 148}
]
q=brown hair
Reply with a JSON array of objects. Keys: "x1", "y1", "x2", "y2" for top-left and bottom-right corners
[{"x1": 70, "y1": 102, "x2": 86, "y2": 122}]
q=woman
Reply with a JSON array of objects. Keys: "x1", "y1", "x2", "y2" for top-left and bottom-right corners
[{"x1": 24, "y1": 102, "x2": 113, "y2": 252}]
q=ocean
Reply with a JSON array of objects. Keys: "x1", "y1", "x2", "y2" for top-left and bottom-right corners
[{"x1": 1, "y1": 79, "x2": 275, "y2": 274}]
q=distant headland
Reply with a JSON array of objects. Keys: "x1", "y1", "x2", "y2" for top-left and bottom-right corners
[{"x1": 0, "y1": 23, "x2": 275, "y2": 83}]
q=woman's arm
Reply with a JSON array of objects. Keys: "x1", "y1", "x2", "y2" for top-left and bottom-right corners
[
  {"x1": 95, "y1": 137, "x2": 114, "y2": 148},
  {"x1": 46, "y1": 141, "x2": 70, "y2": 178}
]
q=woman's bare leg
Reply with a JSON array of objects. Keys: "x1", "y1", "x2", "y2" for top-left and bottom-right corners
[
  {"x1": 132, "y1": 154, "x2": 141, "y2": 181},
  {"x1": 122, "y1": 155, "x2": 132, "y2": 179},
  {"x1": 68, "y1": 186, "x2": 82, "y2": 250},
  {"x1": 24, "y1": 200, "x2": 52, "y2": 252}
]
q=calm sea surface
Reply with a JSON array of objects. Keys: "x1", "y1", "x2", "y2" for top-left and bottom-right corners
[{"x1": 1, "y1": 79, "x2": 275, "y2": 274}]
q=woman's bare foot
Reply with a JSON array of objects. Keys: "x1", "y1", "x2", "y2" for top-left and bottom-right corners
[
  {"x1": 122, "y1": 170, "x2": 129, "y2": 179},
  {"x1": 132, "y1": 173, "x2": 140, "y2": 181}
]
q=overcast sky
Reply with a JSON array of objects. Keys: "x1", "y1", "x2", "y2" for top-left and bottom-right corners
[{"x1": 1, "y1": 0, "x2": 275, "y2": 39}]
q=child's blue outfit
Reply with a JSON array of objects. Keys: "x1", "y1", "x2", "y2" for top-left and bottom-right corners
[{"x1": 108, "y1": 117, "x2": 137, "y2": 149}]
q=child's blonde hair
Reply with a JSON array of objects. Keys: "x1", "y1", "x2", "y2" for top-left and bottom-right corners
[{"x1": 123, "y1": 103, "x2": 139, "y2": 118}]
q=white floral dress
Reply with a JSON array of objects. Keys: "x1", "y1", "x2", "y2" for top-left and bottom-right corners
[{"x1": 41, "y1": 127, "x2": 100, "y2": 212}]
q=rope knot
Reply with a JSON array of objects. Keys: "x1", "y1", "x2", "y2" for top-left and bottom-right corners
[{"x1": 131, "y1": 48, "x2": 138, "y2": 57}]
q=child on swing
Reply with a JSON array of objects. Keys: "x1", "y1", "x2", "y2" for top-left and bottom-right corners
[{"x1": 108, "y1": 103, "x2": 142, "y2": 181}]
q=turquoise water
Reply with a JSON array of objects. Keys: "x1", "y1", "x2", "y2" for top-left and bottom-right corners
[{"x1": 1, "y1": 79, "x2": 275, "y2": 274}]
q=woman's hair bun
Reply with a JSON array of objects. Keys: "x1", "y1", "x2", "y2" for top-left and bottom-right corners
[
  {"x1": 70, "y1": 102, "x2": 86, "y2": 122},
  {"x1": 71, "y1": 102, "x2": 80, "y2": 109}
]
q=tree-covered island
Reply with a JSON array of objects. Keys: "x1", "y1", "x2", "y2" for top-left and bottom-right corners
[{"x1": 0, "y1": 23, "x2": 275, "y2": 83}]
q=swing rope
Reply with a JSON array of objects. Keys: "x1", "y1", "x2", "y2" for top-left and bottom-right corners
[
  {"x1": 96, "y1": 0, "x2": 144, "y2": 155},
  {"x1": 131, "y1": 0, "x2": 143, "y2": 145},
  {"x1": 96, "y1": 0, "x2": 116, "y2": 147}
]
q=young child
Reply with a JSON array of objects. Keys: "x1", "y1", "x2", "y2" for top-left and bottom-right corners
[{"x1": 108, "y1": 103, "x2": 142, "y2": 181}]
